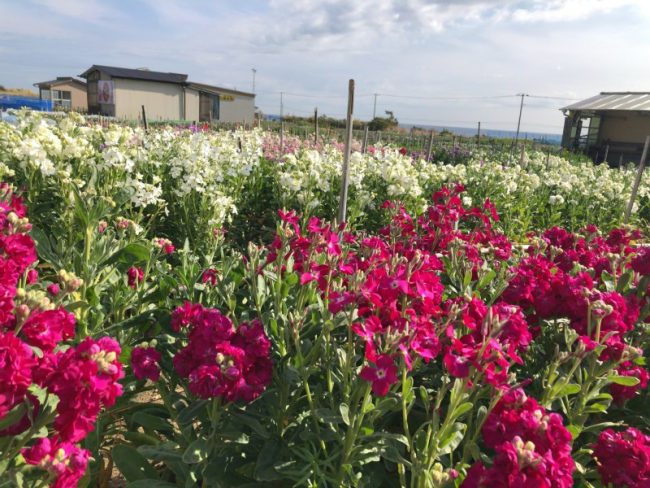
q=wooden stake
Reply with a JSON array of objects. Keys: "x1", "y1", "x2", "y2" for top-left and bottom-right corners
[
  {"x1": 624, "y1": 135, "x2": 650, "y2": 224},
  {"x1": 338, "y1": 79, "x2": 355, "y2": 224},
  {"x1": 362, "y1": 125, "x2": 369, "y2": 153},
  {"x1": 280, "y1": 121, "x2": 284, "y2": 154},
  {"x1": 426, "y1": 130, "x2": 434, "y2": 161},
  {"x1": 141, "y1": 105, "x2": 148, "y2": 130}
]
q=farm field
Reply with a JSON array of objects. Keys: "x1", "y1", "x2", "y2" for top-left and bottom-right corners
[{"x1": 1, "y1": 110, "x2": 649, "y2": 487}]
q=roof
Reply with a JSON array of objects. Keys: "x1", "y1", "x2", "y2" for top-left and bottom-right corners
[
  {"x1": 34, "y1": 77, "x2": 87, "y2": 89},
  {"x1": 187, "y1": 81, "x2": 255, "y2": 98},
  {"x1": 561, "y1": 92, "x2": 650, "y2": 112},
  {"x1": 79, "y1": 65, "x2": 188, "y2": 84}
]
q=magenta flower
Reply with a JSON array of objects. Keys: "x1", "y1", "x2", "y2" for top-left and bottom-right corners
[
  {"x1": 360, "y1": 354, "x2": 398, "y2": 396},
  {"x1": 127, "y1": 266, "x2": 144, "y2": 288},
  {"x1": 131, "y1": 346, "x2": 162, "y2": 381}
]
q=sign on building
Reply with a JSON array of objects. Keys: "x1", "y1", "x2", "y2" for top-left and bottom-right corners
[{"x1": 97, "y1": 80, "x2": 114, "y2": 104}]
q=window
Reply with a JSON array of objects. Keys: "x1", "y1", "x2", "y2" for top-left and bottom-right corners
[
  {"x1": 40, "y1": 89, "x2": 51, "y2": 101},
  {"x1": 52, "y1": 89, "x2": 72, "y2": 109}
]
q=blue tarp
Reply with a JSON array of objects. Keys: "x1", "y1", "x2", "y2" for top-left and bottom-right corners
[{"x1": 0, "y1": 95, "x2": 52, "y2": 111}]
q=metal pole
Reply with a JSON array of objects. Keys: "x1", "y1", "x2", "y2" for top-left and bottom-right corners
[
  {"x1": 252, "y1": 68, "x2": 256, "y2": 94},
  {"x1": 314, "y1": 107, "x2": 319, "y2": 143},
  {"x1": 604, "y1": 144, "x2": 609, "y2": 163},
  {"x1": 338, "y1": 79, "x2": 355, "y2": 224},
  {"x1": 624, "y1": 135, "x2": 650, "y2": 224},
  {"x1": 477, "y1": 121, "x2": 481, "y2": 150},
  {"x1": 372, "y1": 93, "x2": 378, "y2": 119}
]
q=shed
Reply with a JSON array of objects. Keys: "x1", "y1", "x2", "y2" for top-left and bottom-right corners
[
  {"x1": 187, "y1": 82, "x2": 255, "y2": 124},
  {"x1": 79, "y1": 65, "x2": 189, "y2": 120},
  {"x1": 79, "y1": 65, "x2": 255, "y2": 123},
  {"x1": 560, "y1": 92, "x2": 650, "y2": 165},
  {"x1": 33, "y1": 77, "x2": 87, "y2": 111}
]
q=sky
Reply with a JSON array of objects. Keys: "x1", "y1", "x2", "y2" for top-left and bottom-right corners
[{"x1": 1, "y1": 0, "x2": 650, "y2": 134}]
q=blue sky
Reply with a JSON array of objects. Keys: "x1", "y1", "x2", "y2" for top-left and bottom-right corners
[{"x1": 1, "y1": 0, "x2": 649, "y2": 133}]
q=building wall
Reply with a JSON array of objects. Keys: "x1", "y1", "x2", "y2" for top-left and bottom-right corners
[
  {"x1": 217, "y1": 93, "x2": 255, "y2": 123},
  {"x1": 113, "y1": 78, "x2": 183, "y2": 120},
  {"x1": 184, "y1": 88, "x2": 200, "y2": 122},
  {"x1": 52, "y1": 82, "x2": 87, "y2": 111},
  {"x1": 599, "y1": 111, "x2": 650, "y2": 144},
  {"x1": 87, "y1": 70, "x2": 115, "y2": 116}
]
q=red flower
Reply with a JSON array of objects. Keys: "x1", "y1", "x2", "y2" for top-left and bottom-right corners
[
  {"x1": 360, "y1": 354, "x2": 398, "y2": 396},
  {"x1": 20, "y1": 308, "x2": 76, "y2": 352},
  {"x1": 592, "y1": 427, "x2": 650, "y2": 488},
  {"x1": 0, "y1": 331, "x2": 36, "y2": 420},
  {"x1": 131, "y1": 346, "x2": 162, "y2": 381},
  {"x1": 127, "y1": 266, "x2": 144, "y2": 288},
  {"x1": 202, "y1": 268, "x2": 218, "y2": 286}
]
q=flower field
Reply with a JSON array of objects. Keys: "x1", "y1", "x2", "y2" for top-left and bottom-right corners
[{"x1": 1, "y1": 111, "x2": 649, "y2": 487}]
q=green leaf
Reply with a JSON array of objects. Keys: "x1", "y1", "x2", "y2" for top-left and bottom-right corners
[
  {"x1": 617, "y1": 270, "x2": 633, "y2": 292},
  {"x1": 182, "y1": 438, "x2": 209, "y2": 464},
  {"x1": 127, "y1": 481, "x2": 178, "y2": 488},
  {"x1": 103, "y1": 242, "x2": 151, "y2": 266},
  {"x1": 254, "y1": 438, "x2": 283, "y2": 481},
  {"x1": 556, "y1": 383, "x2": 582, "y2": 397},
  {"x1": 112, "y1": 444, "x2": 159, "y2": 481},
  {"x1": 0, "y1": 402, "x2": 26, "y2": 431},
  {"x1": 138, "y1": 444, "x2": 183, "y2": 462},
  {"x1": 232, "y1": 413, "x2": 270, "y2": 439},
  {"x1": 339, "y1": 403, "x2": 350, "y2": 426},
  {"x1": 566, "y1": 424, "x2": 582, "y2": 439},
  {"x1": 451, "y1": 402, "x2": 473, "y2": 420},
  {"x1": 608, "y1": 375, "x2": 640, "y2": 386},
  {"x1": 438, "y1": 423, "x2": 466, "y2": 456},
  {"x1": 177, "y1": 400, "x2": 208, "y2": 426},
  {"x1": 131, "y1": 412, "x2": 173, "y2": 434}
]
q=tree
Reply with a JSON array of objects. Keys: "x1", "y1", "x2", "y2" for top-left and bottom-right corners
[{"x1": 368, "y1": 110, "x2": 399, "y2": 132}]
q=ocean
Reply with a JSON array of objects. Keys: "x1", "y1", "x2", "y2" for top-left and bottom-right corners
[{"x1": 400, "y1": 124, "x2": 562, "y2": 145}]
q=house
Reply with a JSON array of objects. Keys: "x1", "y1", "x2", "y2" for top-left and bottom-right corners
[
  {"x1": 78, "y1": 65, "x2": 255, "y2": 123},
  {"x1": 560, "y1": 92, "x2": 650, "y2": 165},
  {"x1": 33, "y1": 77, "x2": 87, "y2": 111}
]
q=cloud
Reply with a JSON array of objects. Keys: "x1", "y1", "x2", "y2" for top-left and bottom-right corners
[{"x1": 31, "y1": 0, "x2": 121, "y2": 23}]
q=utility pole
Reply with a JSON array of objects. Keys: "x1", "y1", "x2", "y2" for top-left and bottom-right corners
[
  {"x1": 511, "y1": 93, "x2": 528, "y2": 162},
  {"x1": 251, "y1": 68, "x2": 256, "y2": 94},
  {"x1": 372, "y1": 93, "x2": 378, "y2": 119},
  {"x1": 513, "y1": 93, "x2": 528, "y2": 150}
]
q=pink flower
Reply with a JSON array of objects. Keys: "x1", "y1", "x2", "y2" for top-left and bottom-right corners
[
  {"x1": 42, "y1": 337, "x2": 124, "y2": 442},
  {"x1": 154, "y1": 238, "x2": 175, "y2": 255},
  {"x1": 47, "y1": 283, "x2": 61, "y2": 296},
  {"x1": 0, "y1": 331, "x2": 36, "y2": 420},
  {"x1": 26, "y1": 268, "x2": 38, "y2": 284},
  {"x1": 23, "y1": 437, "x2": 90, "y2": 488},
  {"x1": 20, "y1": 308, "x2": 76, "y2": 352},
  {"x1": 201, "y1": 268, "x2": 218, "y2": 286},
  {"x1": 127, "y1": 266, "x2": 144, "y2": 288},
  {"x1": 131, "y1": 346, "x2": 162, "y2": 381},
  {"x1": 170, "y1": 301, "x2": 203, "y2": 332},
  {"x1": 592, "y1": 427, "x2": 650, "y2": 488},
  {"x1": 360, "y1": 354, "x2": 398, "y2": 396},
  {"x1": 172, "y1": 304, "x2": 272, "y2": 403}
]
